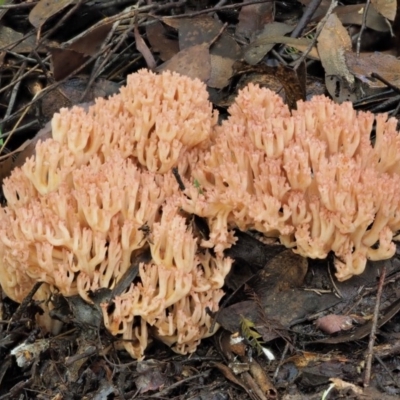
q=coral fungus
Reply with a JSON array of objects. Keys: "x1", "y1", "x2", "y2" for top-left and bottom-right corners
[
  {"x1": 0, "y1": 70, "x2": 399, "y2": 359},
  {"x1": 180, "y1": 84, "x2": 400, "y2": 281},
  {"x1": 0, "y1": 70, "x2": 229, "y2": 359}
]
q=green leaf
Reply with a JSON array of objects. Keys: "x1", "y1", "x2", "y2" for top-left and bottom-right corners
[{"x1": 240, "y1": 315, "x2": 265, "y2": 356}]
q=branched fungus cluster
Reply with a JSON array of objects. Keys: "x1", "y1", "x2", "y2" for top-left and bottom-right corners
[{"x1": 1, "y1": 69, "x2": 399, "y2": 358}]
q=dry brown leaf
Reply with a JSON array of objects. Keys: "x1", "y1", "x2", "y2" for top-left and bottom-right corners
[
  {"x1": 146, "y1": 22, "x2": 179, "y2": 61},
  {"x1": 209, "y1": 29, "x2": 240, "y2": 88},
  {"x1": 134, "y1": 360, "x2": 170, "y2": 394},
  {"x1": 329, "y1": 378, "x2": 363, "y2": 394},
  {"x1": 247, "y1": 358, "x2": 277, "y2": 396},
  {"x1": 68, "y1": 23, "x2": 112, "y2": 56},
  {"x1": 299, "y1": 0, "x2": 332, "y2": 19},
  {"x1": 134, "y1": 23, "x2": 156, "y2": 70},
  {"x1": 236, "y1": 0, "x2": 275, "y2": 39},
  {"x1": 174, "y1": 15, "x2": 223, "y2": 49},
  {"x1": 244, "y1": 22, "x2": 294, "y2": 65},
  {"x1": 49, "y1": 23, "x2": 112, "y2": 81},
  {"x1": 287, "y1": 351, "x2": 350, "y2": 368},
  {"x1": 29, "y1": 0, "x2": 75, "y2": 29},
  {"x1": 212, "y1": 362, "x2": 249, "y2": 392},
  {"x1": 160, "y1": 15, "x2": 239, "y2": 88},
  {"x1": 318, "y1": 13, "x2": 352, "y2": 78},
  {"x1": 0, "y1": 154, "x2": 15, "y2": 187},
  {"x1": 38, "y1": 77, "x2": 120, "y2": 120},
  {"x1": 371, "y1": 0, "x2": 396, "y2": 21},
  {"x1": 208, "y1": 54, "x2": 235, "y2": 88},
  {"x1": 317, "y1": 13, "x2": 356, "y2": 102},
  {"x1": 0, "y1": 26, "x2": 40, "y2": 53},
  {"x1": 335, "y1": 4, "x2": 390, "y2": 32},
  {"x1": 345, "y1": 51, "x2": 400, "y2": 89},
  {"x1": 274, "y1": 63, "x2": 306, "y2": 110},
  {"x1": 49, "y1": 48, "x2": 88, "y2": 81},
  {"x1": 156, "y1": 43, "x2": 211, "y2": 82}
]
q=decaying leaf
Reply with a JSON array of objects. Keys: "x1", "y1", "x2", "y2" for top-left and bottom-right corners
[
  {"x1": 216, "y1": 250, "x2": 306, "y2": 342},
  {"x1": 32, "y1": 77, "x2": 119, "y2": 122},
  {"x1": 135, "y1": 23, "x2": 156, "y2": 70},
  {"x1": 11, "y1": 339, "x2": 50, "y2": 368},
  {"x1": 371, "y1": 0, "x2": 396, "y2": 21},
  {"x1": 0, "y1": 26, "x2": 42, "y2": 53},
  {"x1": 49, "y1": 23, "x2": 112, "y2": 81},
  {"x1": 335, "y1": 4, "x2": 391, "y2": 32},
  {"x1": 244, "y1": 22, "x2": 294, "y2": 65},
  {"x1": 208, "y1": 25, "x2": 241, "y2": 88},
  {"x1": 135, "y1": 360, "x2": 171, "y2": 394},
  {"x1": 160, "y1": 16, "x2": 240, "y2": 88},
  {"x1": 146, "y1": 21, "x2": 179, "y2": 61},
  {"x1": 236, "y1": 0, "x2": 275, "y2": 39},
  {"x1": 156, "y1": 42, "x2": 211, "y2": 82},
  {"x1": 29, "y1": 0, "x2": 75, "y2": 29},
  {"x1": 345, "y1": 51, "x2": 400, "y2": 90},
  {"x1": 212, "y1": 362, "x2": 250, "y2": 392},
  {"x1": 317, "y1": 13, "x2": 356, "y2": 102},
  {"x1": 208, "y1": 54, "x2": 235, "y2": 88},
  {"x1": 173, "y1": 15, "x2": 223, "y2": 49},
  {"x1": 250, "y1": 250, "x2": 308, "y2": 294},
  {"x1": 274, "y1": 63, "x2": 306, "y2": 109},
  {"x1": 49, "y1": 48, "x2": 88, "y2": 81},
  {"x1": 0, "y1": 154, "x2": 14, "y2": 187}
]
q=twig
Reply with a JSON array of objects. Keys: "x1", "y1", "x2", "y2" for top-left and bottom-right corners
[
  {"x1": 160, "y1": 0, "x2": 273, "y2": 19},
  {"x1": 370, "y1": 72, "x2": 400, "y2": 95},
  {"x1": 37, "y1": 0, "x2": 86, "y2": 45},
  {"x1": 7, "y1": 282, "x2": 43, "y2": 331},
  {"x1": 0, "y1": 90, "x2": 41, "y2": 154},
  {"x1": 374, "y1": 354, "x2": 400, "y2": 388},
  {"x1": 293, "y1": 0, "x2": 338, "y2": 71},
  {"x1": 357, "y1": 0, "x2": 371, "y2": 56},
  {"x1": 149, "y1": 371, "x2": 211, "y2": 398},
  {"x1": 79, "y1": 11, "x2": 131, "y2": 101},
  {"x1": 273, "y1": 341, "x2": 290, "y2": 380},
  {"x1": 364, "y1": 265, "x2": 386, "y2": 387},
  {"x1": 1, "y1": 63, "x2": 24, "y2": 129},
  {"x1": 32, "y1": 49, "x2": 53, "y2": 82},
  {"x1": 1, "y1": 120, "x2": 39, "y2": 139},
  {"x1": 290, "y1": 0, "x2": 323, "y2": 39},
  {"x1": 1, "y1": 41, "x2": 115, "y2": 126},
  {"x1": 62, "y1": 2, "x2": 180, "y2": 49},
  {"x1": 0, "y1": 55, "x2": 51, "y2": 96},
  {"x1": 172, "y1": 168, "x2": 186, "y2": 191},
  {"x1": 327, "y1": 257, "x2": 343, "y2": 298}
]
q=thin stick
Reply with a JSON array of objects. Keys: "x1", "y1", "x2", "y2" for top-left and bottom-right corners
[
  {"x1": 293, "y1": 0, "x2": 338, "y2": 71},
  {"x1": 357, "y1": 0, "x2": 371, "y2": 56},
  {"x1": 290, "y1": 0, "x2": 323, "y2": 39},
  {"x1": 364, "y1": 265, "x2": 386, "y2": 387}
]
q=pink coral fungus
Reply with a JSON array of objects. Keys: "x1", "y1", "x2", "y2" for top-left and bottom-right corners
[
  {"x1": 180, "y1": 84, "x2": 400, "y2": 281},
  {"x1": 0, "y1": 70, "x2": 400, "y2": 359},
  {"x1": 0, "y1": 69, "x2": 229, "y2": 359}
]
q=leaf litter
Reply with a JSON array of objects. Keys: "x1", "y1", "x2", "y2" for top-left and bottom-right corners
[{"x1": 1, "y1": 1, "x2": 400, "y2": 399}]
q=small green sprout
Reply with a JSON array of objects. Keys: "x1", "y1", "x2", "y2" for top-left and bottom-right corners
[{"x1": 193, "y1": 178, "x2": 203, "y2": 195}]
